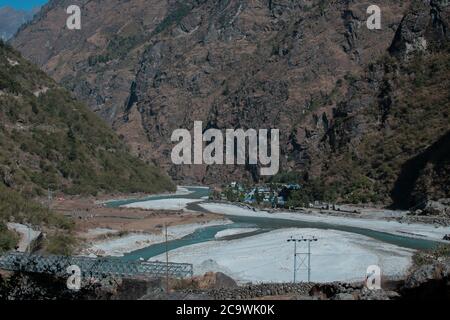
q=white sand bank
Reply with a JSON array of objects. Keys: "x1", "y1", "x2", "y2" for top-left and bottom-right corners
[
  {"x1": 200, "y1": 203, "x2": 449, "y2": 241},
  {"x1": 155, "y1": 228, "x2": 414, "y2": 283}
]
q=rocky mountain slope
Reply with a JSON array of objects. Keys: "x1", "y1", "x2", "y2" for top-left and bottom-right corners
[
  {"x1": 10, "y1": 0, "x2": 450, "y2": 207},
  {"x1": 0, "y1": 6, "x2": 39, "y2": 41},
  {"x1": 306, "y1": 1, "x2": 450, "y2": 207}
]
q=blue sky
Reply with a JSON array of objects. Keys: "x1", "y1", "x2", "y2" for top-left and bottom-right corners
[{"x1": 0, "y1": 0, "x2": 48, "y2": 10}]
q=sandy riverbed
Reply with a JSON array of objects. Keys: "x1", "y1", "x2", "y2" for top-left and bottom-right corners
[
  {"x1": 51, "y1": 189, "x2": 225, "y2": 256},
  {"x1": 81, "y1": 219, "x2": 232, "y2": 257},
  {"x1": 121, "y1": 198, "x2": 201, "y2": 211},
  {"x1": 200, "y1": 203, "x2": 449, "y2": 241},
  {"x1": 154, "y1": 227, "x2": 415, "y2": 283}
]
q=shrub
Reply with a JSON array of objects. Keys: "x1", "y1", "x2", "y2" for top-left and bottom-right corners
[
  {"x1": 412, "y1": 245, "x2": 450, "y2": 267},
  {"x1": 0, "y1": 223, "x2": 18, "y2": 253},
  {"x1": 44, "y1": 233, "x2": 77, "y2": 256}
]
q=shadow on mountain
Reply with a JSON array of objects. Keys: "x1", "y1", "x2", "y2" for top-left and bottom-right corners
[{"x1": 390, "y1": 130, "x2": 450, "y2": 209}]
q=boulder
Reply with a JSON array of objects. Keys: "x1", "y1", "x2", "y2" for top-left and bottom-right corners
[
  {"x1": 400, "y1": 258, "x2": 450, "y2": 299},
  {"x1": 0, "y1": 166, "x2": 14, "y2": 187},
  {"x1": 403, "y1": 259, "x2": 450, "y2": 289},
  {"x1": 211, "y1": 272, "x2": 238, "y2": 289},
  {"x1": 423, "y1": 200, "x2": 450, "y2": 216},
  {"x1": 389, "y1": 1, "x2": 450, "y2": 58},
  {"x1": 193, "y1": 272, "x2": 237, "y2": 290}
]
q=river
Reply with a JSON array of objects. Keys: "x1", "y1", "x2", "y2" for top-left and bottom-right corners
[{"x1": 104, "y1": 186, "x2": 441, "y2": 262}]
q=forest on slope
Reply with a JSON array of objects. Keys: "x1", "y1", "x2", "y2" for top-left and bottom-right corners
[{"x1": 0, "y1": 41, "x2": 174, "y2": 253}]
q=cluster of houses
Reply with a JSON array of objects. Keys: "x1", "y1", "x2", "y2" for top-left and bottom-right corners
[{"x1": 219, "y1": 182, "x2": 301, "y2": 207}]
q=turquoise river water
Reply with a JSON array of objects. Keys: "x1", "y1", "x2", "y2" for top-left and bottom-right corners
[{"x1": 104, "y1": 187, "x2": 441, "y2": 261}]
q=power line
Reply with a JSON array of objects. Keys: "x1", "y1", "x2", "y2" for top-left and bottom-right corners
[{"x1": 287, "y1": 236, "x2": 318, "y2": 283}]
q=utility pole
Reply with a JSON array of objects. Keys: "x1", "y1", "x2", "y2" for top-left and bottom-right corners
[
  {"x1": 27, "y1": 226, "x2": 31, "y2": 253},
  {"x1": 287, "y1": 236, "x2": 318, "y2": 283},
  {"x1": 165, "y1": 223, "x2": 169, "y2": 295}
]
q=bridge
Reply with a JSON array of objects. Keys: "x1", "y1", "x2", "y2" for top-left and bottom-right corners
[{"x1": 0, "y1": 252, "x2": 193, "y2": 279}]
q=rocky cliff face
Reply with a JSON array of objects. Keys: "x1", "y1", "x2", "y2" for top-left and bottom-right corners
[
  {"x1": 11, "y1": 0, "x2": 450, "y2": 206},
  {"x1": 320, "y1": 0, "x2": 450, "y2": 206}
]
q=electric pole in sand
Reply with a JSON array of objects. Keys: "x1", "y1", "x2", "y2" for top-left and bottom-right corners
[
  {"x1": 165, "y1": 223, "x2": 169, "y2": 295},
  {"x1": 287, "y1": 236, "x2": 318, "y2": 283}
]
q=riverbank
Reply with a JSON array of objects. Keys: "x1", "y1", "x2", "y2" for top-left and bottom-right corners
[
  {"x1": 200, "y1": 203, "x2": 449, "y2": 242},
  {"x1": 81, "y1": 219, "x2": 232, "y2": 257},
  {"x1": 51, "y1": 188, "x2": 227, "y2": 257},
  {"x1": 93, "y1": 186, "x2": 196, "y2": 205},
  {"x1": 122, "y1": 198, "x2": 203, "y2": 211}
]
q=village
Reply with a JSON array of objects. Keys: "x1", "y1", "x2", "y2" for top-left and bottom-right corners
[{"x1": 211, "y1": 182, "x2": 314, "y2": 209}]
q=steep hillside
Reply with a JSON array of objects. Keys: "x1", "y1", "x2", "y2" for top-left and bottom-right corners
[
  {"x1": 308, "y1": 47, "x2": 450, "y2": 207},
  {"x1": 307, "y1": 1, "x2": 450, "y2": 207},
  {"x1": 0, "y1": 41, "x2": 174, "y2": 196},
  {"x1": 11, "y1": 0, "x2": 170, "y2": 122},
  {"x1": 0, "y1": 41, "x2": 174, "y2": 252},
  {"x1": 11, "y1": 0, "x2": 450, "y2": 206}
]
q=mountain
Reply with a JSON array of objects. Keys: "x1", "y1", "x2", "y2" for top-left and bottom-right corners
[
  {"x1": 10, "y1": 0, "x2": 450, "y2": 207},
  {"x1": 0, "y1": 41, "x2": 174, "y2": 197},
  {"x1": 0, "y1": 6, "x2": 39, "y2": 41},
  {"x1": 305, "y1": 1, "x2": 450, "y2": 207},
  {"x1": 0, "y1": 40, "x2": 174, "y2": 252}
]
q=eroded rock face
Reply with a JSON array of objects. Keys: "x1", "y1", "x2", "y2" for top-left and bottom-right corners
[
  {"x1": 10, "y1": 1, "x2": 450, "y2": 204},
  {"x1": 10, "y1": 0, "x2": 408, "y2": 178},
  {"x1": 121, "y1": 0, "x2": 414, "y2": 184},
  {"x1": 12, "y1": 0, "x2": 171, "y2": 124},
  {"x1": 389, "y1": 0, "x2": 449, "y2": 58}
]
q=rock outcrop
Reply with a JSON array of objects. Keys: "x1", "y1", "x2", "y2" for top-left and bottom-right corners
[
  {"x1": 309, "y1": 282, "x2": 400, "y2": 300},
  {"x1": 191, "y1": 272, "x2": 238, "y2": 290},
  {"x1": 389, "y1": 0, "x2": 449, "y2": 58},
  {"x1": 400, "y1": 257, "x2": 450, "y2": 299},
  {"x1": 422, "y1": 199, "x2": 450, "y2": 216}
]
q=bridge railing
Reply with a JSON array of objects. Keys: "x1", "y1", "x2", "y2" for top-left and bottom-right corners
[{"x1": 0, "y1": 252, "x2": 193, "y2": 279}]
